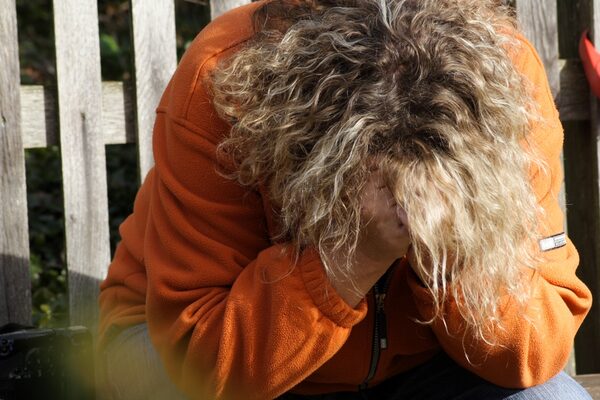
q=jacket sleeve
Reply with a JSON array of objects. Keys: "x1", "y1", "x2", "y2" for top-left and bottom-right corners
[
  {"x1": 405, "y1": 36, "x2": 593, "y2": 388},
  {"x1": 141, "y1": 108, "x2": 367, "y2": 399}
]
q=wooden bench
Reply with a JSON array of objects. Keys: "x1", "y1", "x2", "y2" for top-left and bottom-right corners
[{"x1": 1, "y1": 0, "x2": 599, "y2": 397}]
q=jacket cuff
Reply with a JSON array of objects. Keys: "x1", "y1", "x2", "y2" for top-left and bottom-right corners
[{"x1": 299, "y1": 248, "x2": 367, "y2": 328}]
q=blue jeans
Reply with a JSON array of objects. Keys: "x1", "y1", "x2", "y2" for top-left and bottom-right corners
[
  {"x1": 102, "y1": 323, "x2": 592, "y2": 400},
  {"x1": 103, "y1": 323, "x2": 187, "y2": 400}
]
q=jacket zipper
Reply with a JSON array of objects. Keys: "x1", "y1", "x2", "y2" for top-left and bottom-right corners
[{"x1": 358, "y1": 267, "x2": 394, "y2": 392}]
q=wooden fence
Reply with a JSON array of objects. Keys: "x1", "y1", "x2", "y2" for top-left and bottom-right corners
[{"x1": 0, "y1": 0, "x2": 599, "y2": 377}]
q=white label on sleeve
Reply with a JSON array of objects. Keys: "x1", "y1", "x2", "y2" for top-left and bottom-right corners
[{"x1": 539, "y1": 232, "x2": 567, "y2": 252}]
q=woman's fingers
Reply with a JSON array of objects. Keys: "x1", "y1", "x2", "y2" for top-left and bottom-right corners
[
  {"x1": 362, "y1": 174, "x2": 394, "y2": 216},
  {"x1": 361, "y1": 171, "x2": 410, "y2": 241}
]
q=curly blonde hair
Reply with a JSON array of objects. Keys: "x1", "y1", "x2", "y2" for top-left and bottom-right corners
[{"x1": 210, "y1": 0, "x2": 545, "y2": 344}]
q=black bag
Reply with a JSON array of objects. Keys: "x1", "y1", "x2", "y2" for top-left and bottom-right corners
[{"x1": 0, "y1": 325, "x2": 95, "y2": 400}]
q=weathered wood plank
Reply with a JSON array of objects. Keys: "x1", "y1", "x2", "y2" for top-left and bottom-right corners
[
  {"x1": 0, "y1": 0, "x2": 32, "y2": 326},
  {"x1": 210, "y1": 0, "x2": 252, "y2": 20},
  {"x1": 20, "y1": 85, "x2": 57, "y2": 149},
  {"x1": 556, "y1": 0, "x2": 592, "y2": 123},
  {"x1": 102, "y1": 81, "x2": 136, "y2": 145},
  {"x1": 21, "y1": 82, "x2": 135, "y2": 149},
  {"x1": 129, "y1": 0, "x2": 177, "y2": 180},
  {"x1": 563, "y1": 121, "x2": 600, "y2": 373},
  {"x1": 557, "y1": 0, "x2": 591, "y2": 60},
  {"x1": 52, "y1": 0, "x2": 111, "y2": 330},
  {"x1": 14, "y1": 60, "x2": 589, "y2": 149},
  {"x1": 558, "y1": 59, "x2": 590, "y2": 121},
  {"x1": 516, "y1": 0, "x2": 560, "y2": 96},
  {"x1": 569, "y1": 0, "x2": 600, "y2": 374}
]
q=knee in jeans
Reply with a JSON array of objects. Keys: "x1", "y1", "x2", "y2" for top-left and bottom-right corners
[{"x1": 508, "y1": 373, "x2": 592, "y2": 400}]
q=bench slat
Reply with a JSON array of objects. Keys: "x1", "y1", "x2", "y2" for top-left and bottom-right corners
[
  {"x1": 210, "y1": 0, "x2": 252, "y2": 20},
  {"x1": 17, "y1": 60, "x2": 591, "y2": 150},
  {"x1": 570, "y1": 0, "x2": 600, "y2": 374},
  {"x1": 52, "y1": 0, "x2": 111, "y2": 331},
  {"x1": 0, "y1": 0, "x2": 32, "y2": 326},
  {"x1": 21, "y1": 82, "x2": 136, "y2": 149},
  {"x1": 130, "y1": 0, "x2": 178, "y2": 181}
]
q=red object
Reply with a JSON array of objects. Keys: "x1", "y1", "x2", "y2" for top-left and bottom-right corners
[{"x1": 579, "y1": 29, "x2": 600, "y2": 98}]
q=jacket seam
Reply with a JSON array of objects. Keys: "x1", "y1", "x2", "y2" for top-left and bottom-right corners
[
  {"x1": 157, "y1": 108, "x2": 224, "y2": 147},
  {"x1": 181, "y1": 37, "x2": 255, "y2": 120}
]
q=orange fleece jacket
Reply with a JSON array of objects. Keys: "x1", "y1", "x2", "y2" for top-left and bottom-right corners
[{"x1": 98, "y1": 2, "x2": 592, "y2": 399}]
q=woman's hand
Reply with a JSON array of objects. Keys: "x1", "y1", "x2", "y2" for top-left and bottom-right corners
[{"x1": 325, "y1": 167, "x2": 411, "y2": 307}]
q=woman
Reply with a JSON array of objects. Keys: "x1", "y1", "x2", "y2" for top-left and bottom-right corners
[{"x1": 99, "y1": 1, "x2": 593, "y2": 399}]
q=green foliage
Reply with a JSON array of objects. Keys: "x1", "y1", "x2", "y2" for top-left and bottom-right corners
[
  {"x1": 17, "y1": 0, "x2": 55, "y2": 85},
  {"x1": 30, "y1": 254, "x2": 68, "y2": 328},
  {"x1": 25, "y1": 147, "x2": 67, "y2": 327},
  {"x1": 106, "y1": 144, "x2": 138, "y2": 256},
  {"x1": 100, "y1": 33, "x2": 128, "y2": 80}
]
